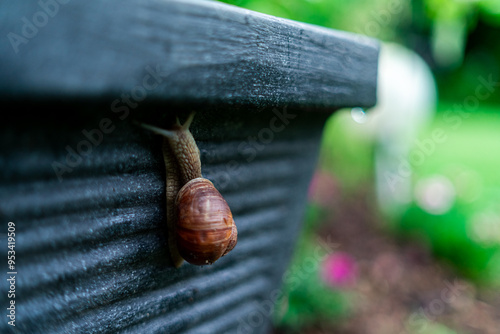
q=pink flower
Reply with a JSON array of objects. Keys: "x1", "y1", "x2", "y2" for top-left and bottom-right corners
[{"x1": 321, "y1": 252, "x2": 358, "y2": 288}]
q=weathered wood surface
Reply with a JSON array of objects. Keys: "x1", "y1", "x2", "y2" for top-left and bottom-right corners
[
  {"x1": 0, "y1": 1, "x2": 379, "y2": 333},
  {"x1": 0, "y1": 0, "x2": 378, "y2": 109}
]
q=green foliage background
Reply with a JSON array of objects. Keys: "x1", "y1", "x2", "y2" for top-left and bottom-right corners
[
  {"x1": 218, "y1": 0, "x2": 500, "y2": 331},
  {"x1": 221, "y1": 0, "x2": 500, "y2": 105}
]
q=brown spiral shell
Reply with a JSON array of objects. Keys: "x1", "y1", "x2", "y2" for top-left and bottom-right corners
[
  {"x1": 175, "y1": 177, "x2": 238, "y2": 265},
  {"x1": 138, "y1": 114, "x2": 238, "y2": 267}
]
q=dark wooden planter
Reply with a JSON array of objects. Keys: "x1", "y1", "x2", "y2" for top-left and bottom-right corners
[{"x1": 0, "y1": 1, "x2": 378, "y2": 333}]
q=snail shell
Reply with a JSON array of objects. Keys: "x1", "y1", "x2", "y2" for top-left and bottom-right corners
[
  {"x1": 176, "y1": 178, "x2": 237, "y2": 265},
  {"x1": 137, "y1": 113, "x2": 237, "y2": 267}
]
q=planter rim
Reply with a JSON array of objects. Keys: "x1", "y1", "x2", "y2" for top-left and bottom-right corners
[{"x1": 0, "y1": 0, "x2": 379, "y2": 110}]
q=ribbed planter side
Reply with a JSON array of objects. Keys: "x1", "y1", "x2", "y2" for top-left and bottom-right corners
[{"x1": 0, "y1": 106, "x2": 329, "y2": 333}]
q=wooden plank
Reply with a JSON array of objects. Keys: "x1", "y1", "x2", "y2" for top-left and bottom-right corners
[{"x1": 0, "y1": 0, "x2": 378, "y2": 109}]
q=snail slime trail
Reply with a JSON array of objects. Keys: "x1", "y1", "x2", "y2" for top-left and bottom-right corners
[{"x1": 138, "y1": 113, "x2": 237, "y2": 267}]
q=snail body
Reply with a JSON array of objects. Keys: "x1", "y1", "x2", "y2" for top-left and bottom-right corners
[{"x1": 139, "y1": 114, "x2": 237, "y2": 267}]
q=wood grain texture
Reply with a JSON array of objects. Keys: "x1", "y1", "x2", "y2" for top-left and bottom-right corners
[
  {"x1": 0, "y1": 1, "x2": 379, "y2": 332},
  {"x1": 0, "y1": 107, "x2": 330, "y2": 334},
  {"x1": 0, "y1": 0, "x2": 378, "y2": 109}
]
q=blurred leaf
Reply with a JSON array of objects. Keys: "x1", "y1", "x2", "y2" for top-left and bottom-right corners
[
  {"x1": 479, "y1": 0, "x2": 500, "y2": 25},
  {"x1": 424, "y1": 0, "x2": 474, "y2": 22}
]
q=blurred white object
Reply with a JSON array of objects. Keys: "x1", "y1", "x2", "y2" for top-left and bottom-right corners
[
  {"x1": 415, "y1": 175, "x2": 455, "y2": 215},
  {"x1": 367, "y1": 43, "x2": 437, "y2": 217}
]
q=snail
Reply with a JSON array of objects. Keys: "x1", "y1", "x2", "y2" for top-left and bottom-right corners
[{"x1": 138, "y1": 113, "x2": 237, "y2": 267}]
